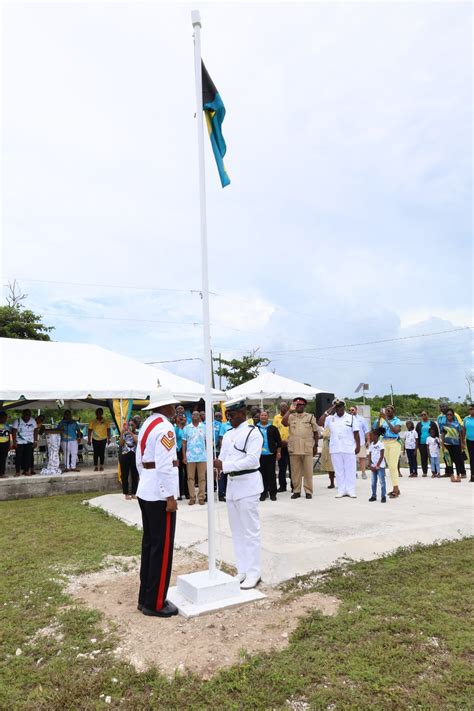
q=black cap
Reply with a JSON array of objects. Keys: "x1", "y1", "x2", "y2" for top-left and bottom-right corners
[{"x1": 225, "y1": 398, "x2": 247, "y2": 413}]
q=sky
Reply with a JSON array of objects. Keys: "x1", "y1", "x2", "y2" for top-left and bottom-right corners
[{"x1": 1, "y1": 1, "x2": 472, "y2": 400}]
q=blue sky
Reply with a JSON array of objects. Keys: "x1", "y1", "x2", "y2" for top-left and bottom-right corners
[{"x1": 1, "y1": 2, "x2": 472, "y2": 400}]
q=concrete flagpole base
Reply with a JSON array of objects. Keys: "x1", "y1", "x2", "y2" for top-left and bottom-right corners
[{"x1": 167, "y1": 569, "x2": 265, "y2": 618}]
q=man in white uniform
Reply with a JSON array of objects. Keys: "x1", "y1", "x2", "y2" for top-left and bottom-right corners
[
  {"x1": 318, "y1": 399, "x2": 360, "y2": 498},
  {"x1": 136, "y1": 387, "x2": 181, "y2": 618},
  {"x1": 214, "y1": 399, "x2": 264, "y2": 590}
]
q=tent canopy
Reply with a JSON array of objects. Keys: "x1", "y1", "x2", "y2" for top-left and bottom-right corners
[
  {"x1": 225, "y1": 372, "x2": 327, "y2": 404},
  {"x1": 0, "y1": 338, "x2": 224, "y2": 404}
]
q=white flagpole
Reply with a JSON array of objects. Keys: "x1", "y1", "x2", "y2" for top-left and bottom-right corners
[{"x1": 191, "y1": 9, "x2": 216, "y2": 578}]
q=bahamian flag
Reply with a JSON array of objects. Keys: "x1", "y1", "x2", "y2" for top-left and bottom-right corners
[{"x1": 202, "y1": 61, "x2": 230, "y2": 188}]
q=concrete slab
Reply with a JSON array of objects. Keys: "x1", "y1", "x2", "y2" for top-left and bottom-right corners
[
  {"x1": 87, "y1": 471, "x2": 474, "y2": 585},
  {"x1": 167, "y1": 584, "x2": 265, "y2": 619}
]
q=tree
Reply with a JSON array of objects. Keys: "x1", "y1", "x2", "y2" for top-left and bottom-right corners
[
  {"x1": 214, "y1": 350, "x2": 270, "y2": 388},
  {"x1": 0, "y1": 281, "x2": 53, "y2": 341}
]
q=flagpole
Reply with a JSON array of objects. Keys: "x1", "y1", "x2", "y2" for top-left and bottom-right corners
[{"x1": 191, "y1": 9, "x2": 216, "y2": 579}]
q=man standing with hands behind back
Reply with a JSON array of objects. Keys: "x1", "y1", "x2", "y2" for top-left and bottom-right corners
[
  {"x1": 136, "y1": 386, "x2": 181, "y2": 618},
  {"x1": 282, "y1": 397, "x2": 318, "y2": 500}
]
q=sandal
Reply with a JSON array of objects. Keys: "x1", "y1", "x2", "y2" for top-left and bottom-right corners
[{"x1": 388, "y1": 490, "x2": 400, "y2": 498}]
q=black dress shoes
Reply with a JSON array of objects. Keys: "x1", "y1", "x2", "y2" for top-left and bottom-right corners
[
  {"x1": 142, "y1": 600, "x2": 179, "y2": 617},
  {"x1": 291, "y1": 493, "x2": 300, "y2": 499}
]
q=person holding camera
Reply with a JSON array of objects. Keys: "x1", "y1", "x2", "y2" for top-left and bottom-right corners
[
  {"x1": 319, "y1": 399, "x2": 360, "y2": 498},
  {"x1": 376, "y1": 405, "x2": 402, "y2": 498}
]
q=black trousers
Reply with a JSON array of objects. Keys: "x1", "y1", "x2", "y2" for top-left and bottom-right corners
[
  {"x1": 406, "y1": 448, "x2": 418, "y2": 475},
  {"x1": 138, "y1": 498, "x2": 176, "y2": 611},
  {"x1": 260, "y1": 453, "x2": 277, "y2": 498},
  {"x1": 418, "y1": 443, "x2": 429, "y2": 474},
  {"x1": 445, "y1": 444, "x2": 465, "y2": 478},
  {"x1": 15, "y1": 443, "x2": 34, "y2": 473},
  {"x1": 177, "y1": 449, "x2": 189, "y2": 498},
  {"x1": 120, "y1": 451, "x2": 139, "y2": 495},
  {"x1": 92, "y1": 439, "x2": 107, "y2": 466},
  {"x1": 278, "y1": 446, "x2": 291, "y2": 490},
  {"x1": 0, "y1": 442, "x2": 9, "y2": 475},
  {"x1": 467, "y1": 439, "x2": 474, "y2": 478}
]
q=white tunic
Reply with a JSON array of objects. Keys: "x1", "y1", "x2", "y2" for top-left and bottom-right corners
[
  {"x1": 220, "y1": 422, "x2": 263, "y2": 501},
  {"x1": 327, "y1": 413, "x2": 360, "y2": 455},
  {"x1": 136, "y1": 413, "x2": 179, "y2": 502}
]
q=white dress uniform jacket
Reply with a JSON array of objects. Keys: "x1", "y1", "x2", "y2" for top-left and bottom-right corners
[
  {"x1": 219, "y1": 422, "x2": 264, "y2": 580},
  {"x1": 219, "y1": 422, "x2": 264, "y2": 500},
  {"x1": 136, "y1": 413, "x2": 179, "y2": 502},
  {"x1": 327, "y1": 413, "x2": 360, "y2": 454}
]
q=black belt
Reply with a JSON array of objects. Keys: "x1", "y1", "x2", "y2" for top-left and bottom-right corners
[{"x1": 227, "y1": 468, "x2": 259, "y2": 478}]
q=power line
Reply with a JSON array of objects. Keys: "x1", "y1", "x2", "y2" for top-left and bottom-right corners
[
  {"x1": 4, "y1": 277, "x2": 212, "y2": 295},
  {"x1": 145, "y1": 358, "x2": 203, "y2": 364},
  {"x1": 41, "y1": 311, "x2": 203, "y2": 326},
  {"x1": 261, "y1": 327, "x2": 472, "y2": 355}
]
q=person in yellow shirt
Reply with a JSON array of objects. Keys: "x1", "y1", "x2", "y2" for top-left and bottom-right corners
[
  {"x1": 88, "y1": 408, "x2": 111, "y2": 471},
  {"x1": 273, "y1": 402, "x2": 291, "y2": 492}
]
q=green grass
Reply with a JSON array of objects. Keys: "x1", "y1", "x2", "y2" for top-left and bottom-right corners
[{"x1": 0, "y1": 493, "x2": 472, "y2": 710}]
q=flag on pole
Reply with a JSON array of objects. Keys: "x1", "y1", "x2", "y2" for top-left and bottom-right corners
[{"x1": 202, "y1": 61, "x2": 230, "y2": 188}]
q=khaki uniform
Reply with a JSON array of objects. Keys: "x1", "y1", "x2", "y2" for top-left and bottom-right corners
[{"x1": 287, "y1": 412, "x2": 318, "y2": 494}]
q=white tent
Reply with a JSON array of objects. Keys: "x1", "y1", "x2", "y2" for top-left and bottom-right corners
[
  {"x1": 150, "y1": 365, "x2": 225, "y2": 402},
  {"x1": 226, "y1": 372, "x2": 327, "y2": 405},
  {"x1": 0, "y1": 338, "x2": 224, "y2": 404}
]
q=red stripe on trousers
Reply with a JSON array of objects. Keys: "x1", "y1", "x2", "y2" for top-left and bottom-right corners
[{"x1": 156, "y1": 511, "x2": 171, "y2": 611}]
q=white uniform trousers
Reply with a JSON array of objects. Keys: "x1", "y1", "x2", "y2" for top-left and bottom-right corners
[
  {"x1": 331, "y1": 452, "x2": 357, "y2": 496},
  {"x1": 226, "y1": 494, "x2": 261, "y2": 578},
  {"x1": 61, "y1": 440, "x2": 78, "y2": 469}
]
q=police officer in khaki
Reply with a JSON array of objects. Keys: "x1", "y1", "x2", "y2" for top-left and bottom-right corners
[{"x1": 282, "y1": 397, "x2": 319, "y2": 499}]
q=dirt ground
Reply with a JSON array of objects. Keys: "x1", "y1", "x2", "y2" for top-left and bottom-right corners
[{"x1": 66, "y1": 552, "x2": 340, "y2": 678}]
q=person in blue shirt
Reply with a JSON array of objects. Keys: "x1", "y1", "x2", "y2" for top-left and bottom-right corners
[
  {"x1": 217, "y1": 417, "x2": 232, "y2": 501},
  {"x1": 174, "y1": 413, "x2": 189, "y2": 500},
  {"x1": 415, "y1": 411, "x2": 438, "y2": 476},
  {"x1": 438, "y1": 404, "x2": 465, "y2": 477},
  {"x1": 182, "y1": 412, "x2": 207, "y2": 505},
  {"x1": 376, "y1": 405, "x2": 402, "y2": 498},
  {"x1": 256, "y1": 411, "x2": 282, "y2": 501},
  {"x1": 58, "y1": 410, "x2": 83, "y2": 472},
  {"x1": 463, "y1": 404, "x2": 474, "y2": 482},
  {"x1": 440, "y1": 409, "x2": 465, "y2": 482},
  {"x1": 213, "y1": 412, "x2": 223, "y2": 452}
]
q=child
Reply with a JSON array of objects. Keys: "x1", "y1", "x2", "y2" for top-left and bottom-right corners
[
  {"x1": 404, "y1": 421, "x2": 418, "y2": 477},
  {"x1": 426, "y1": 426, "x2": 441, "y2": 478},
  {"x1": 368, "y1": 427, "x2": 387, "y2": 503}
]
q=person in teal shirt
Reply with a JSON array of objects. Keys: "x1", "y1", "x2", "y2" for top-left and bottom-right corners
[
  {"x1": 174, "y1": 413, "x2": 188, "y2": 499},
  {"x1": 463, "y1": 404, "x2": 474, "y2": 482},
  {"x1": 213, "y1": 412, "x2": 223, "y2": 452}
]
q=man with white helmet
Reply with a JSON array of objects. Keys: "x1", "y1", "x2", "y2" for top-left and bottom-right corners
[{"x1": 135, "y1": 386, "x2": 181, "y2": 617}]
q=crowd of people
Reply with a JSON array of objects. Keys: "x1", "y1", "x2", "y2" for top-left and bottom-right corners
[
  {"x1": 114, "y1": 398, "x2": 474, "y2": 503},
  {"x1": 0, "y1": 401, "x2": 473, "y2": 503},
  {"x1": 0, "y1": 407, "x2": 113, "y2": 478}
]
